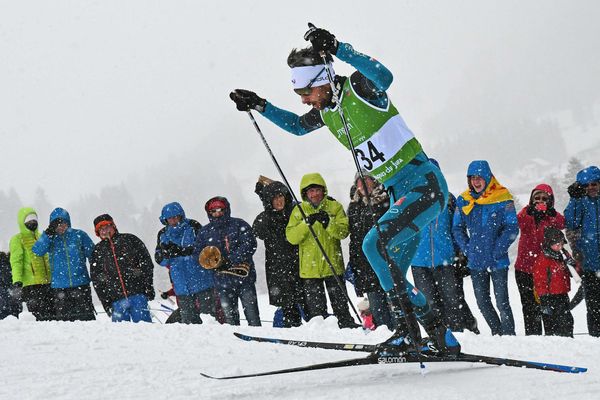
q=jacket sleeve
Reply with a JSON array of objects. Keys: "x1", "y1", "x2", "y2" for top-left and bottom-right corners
[
  {"x1": 532, "y1": 257, "x2": 549, "y2": 296},
  {"x1": 32, "y1": 233, "x2": 51, "y2": 257},
  {"x1": 325, "y1": 201, "x2": 349, "y2": 240},
  {"x1": 336, "y1": 42, "x2": 393, "y2": 91},
  {"x1": 252, "y1": 213, "x2": 268, "y2": 241},
  {"x1": 228, "y1": 221, "x2": 258, "y2": 265},
  {"x1": 9, "y1": 236, "x2": 25, "y2": 284},
  {"x1": 451, "y1": 205, "x2": 470, "y2": 254},
  {"x1": 286, "y1": 205, "x2": 310, "y2": 245},
  {"x1": 261, "y1": 103, "x2": 323, "y2": 136},
  {"x1": 89, "y1": 246, "x2": 112, "y2": 314},
  {"x1": 132, "y1": 236, "x2": 155, "y2": 300},
  {"x1": 564, "y1": 198, "x2": 581, "y2": 230},
  {"x1": 81, "y1": 232, "x2": 95, "y2": 261},
  {"x1": 154, "y1": 228, "x2": 165, "y2": 265},
  {"x1": 493, "y1": 201, "x2": 519, "y2": 258},
  {"x1": 347, "y1": 205, "x2": 361, "y2": 265}
]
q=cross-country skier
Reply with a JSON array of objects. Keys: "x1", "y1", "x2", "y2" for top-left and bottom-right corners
[{"x1": 230, "y1": 24, "x2": 460, "y2": 355}]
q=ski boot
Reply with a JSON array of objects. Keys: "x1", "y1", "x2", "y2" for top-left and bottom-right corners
[
  {"x1": 421, "y1": 314, "x2": 461, "y2": 357},
  {"x1": 376, "y1": 290, "x2": 423, "y2": 354}
]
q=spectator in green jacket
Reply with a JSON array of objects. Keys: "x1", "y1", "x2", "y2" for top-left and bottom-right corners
[
  {"x1": 286, "y1": 172, "x2": 358, "y2": 329},
  {"x1": 9, "y1": 207, "x2": 54, "y2": 320}
]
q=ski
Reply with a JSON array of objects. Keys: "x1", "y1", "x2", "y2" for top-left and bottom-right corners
[
  {"x1": 201, "y1": 353, "x2": 379, "y2": 380},
  {"x1": 202, "y1": 347, "x2": 586, "y2": 380},
  {"x1": 216, "y1": 332, "x2": 588, "y2": 378},
  {"x1": 233, "y1": 332, "x2": 377, "y2": 352}
]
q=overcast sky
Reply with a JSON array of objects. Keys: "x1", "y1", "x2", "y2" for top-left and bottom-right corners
[{"x1": 1, "y1": 0, "x2": 599, "y2": 208}]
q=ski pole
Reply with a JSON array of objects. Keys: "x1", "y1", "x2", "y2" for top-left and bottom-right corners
[
  {"x1": 246, "y1": 110, "x2": 362, "y2": 324},
  {"x1": 316, "y1": 42, "x2": 424, "y2": 365}
]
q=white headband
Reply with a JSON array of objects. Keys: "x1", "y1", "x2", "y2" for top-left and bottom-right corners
[
  {"x1": 24, "y1": 213, "x2": 38, "y2": 223},
  {"x1": 290, "y1": 64, "x2": 335, "y2": 90}
]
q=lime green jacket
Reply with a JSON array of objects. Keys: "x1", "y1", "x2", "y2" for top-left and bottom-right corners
[
  {"x1": 9, "y1": 207, "x2": 51, "y2": 286},
  {"x1": 286, "y1": 173, "x2": 349, "y2": 278}
]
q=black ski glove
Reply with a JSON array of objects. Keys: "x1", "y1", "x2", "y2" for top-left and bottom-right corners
[
  {"x1": 168, "y1": 244, "x2": 194, "y2": 258},
  {"x1": 315, "y1": 211, "x2": 330, "y2": 228},
  {"x1": 229, "y1": 89, "x2": 266, "y2": 112},
  {"x1": 160, "y1": 242, "x2": 181, "y2": 259},
  {"x1": 568, "y1": 182, "x2": 586, "y2": 199},
  {"x1": 45, "y1": 219, "x2": 62, "y2": 237},
  {"x1": 306, "y1": 211, "x2": 330, "y2": 228},
  {"x1": 304, "y1": 23, "x2": 339, "y2": 55}
]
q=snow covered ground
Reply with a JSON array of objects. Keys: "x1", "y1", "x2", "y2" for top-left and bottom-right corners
[{"x1": 1, "y1": 276, "x2": 599, "y2": 400}]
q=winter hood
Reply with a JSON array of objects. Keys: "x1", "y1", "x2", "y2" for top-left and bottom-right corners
[
  {"x1": 160, "y1": 202, "x2": 186, "y2": 225},
  {"x1": 577, "y1": 166, "x2": 600, "y2": 185},
  {"x1": 467, "y1": 160, "x2": 493, "y2": 191},
  {"x1": 261, "y1": 181, "x2": 293, "y2": 211},
  {"x1": 49, "y1": 208, "x2": 71, "y2": 227},
  {"x1": 300, "y1": 173, "x2": 328, "y2": 201},
  {"x1": 528, "y1": 183, "x2": 555, "y2": 208},
  {"x1": 17, "y1": 207, "x2": 40, "y2": 235},
  {"x1": 204, "y1": 196, "x2": 231, "y2": 222},
  {"x1": 461, "y1": 160, "x2": 512, "y2": 215}
]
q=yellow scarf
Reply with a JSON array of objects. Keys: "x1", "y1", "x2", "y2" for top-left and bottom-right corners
[{"x1": 461, "y1": 176, "x2": 513, "y2": 215}]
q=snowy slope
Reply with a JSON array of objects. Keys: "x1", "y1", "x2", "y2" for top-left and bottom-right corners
[{"x1": 1, "y1": 278, "x2": 599, "y2": 400}]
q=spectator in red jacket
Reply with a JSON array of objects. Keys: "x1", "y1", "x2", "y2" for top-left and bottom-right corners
[
  {"x1": 533, "y1": 227, "x2": 574, "y2": 337},
  {"x1": 515, "y1": 184, "x2": 565, "y2": 335}
]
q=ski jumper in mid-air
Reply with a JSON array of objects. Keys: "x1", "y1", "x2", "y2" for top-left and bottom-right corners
[{"x1": 230, "y1": 24, "x2": 460, "y2": 355}]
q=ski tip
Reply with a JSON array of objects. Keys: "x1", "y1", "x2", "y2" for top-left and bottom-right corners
[
  {"x1": 200, "y1": 372, "x2": 220, "y2": 380},
  {"x1": 233, "y1": 332, "x2": 251, "y2": 341},
  {"x1": 528, "y1": 361, "x2": 588, "y2": 374}
]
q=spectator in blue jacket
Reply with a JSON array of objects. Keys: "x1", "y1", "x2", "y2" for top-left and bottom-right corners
[
  {"x1": 412, "y1": 188, "x2": 465, "y2": 332},
  {"x1": 32, "y1": 208, "x2": 96, "y2": 321},
  {"x1": 157, "y1": 202, "x2": 215, "y2": 324},
  {"x1": 565, "y1": 165, "x2": 600, "y2": 336},
  {"x1": 195, "y1": 196, "x2": 261, "y2": 326},
  {"x1": 453, "y1": 161, "x2": 519, "y2": 335}
]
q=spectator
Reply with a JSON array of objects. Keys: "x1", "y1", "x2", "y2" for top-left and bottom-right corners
[
  {"x1": 347, "y1": 171, "x2": 393, "y2": 330},
  {"x1": 90, "y1": 214, "x2": 155, "y2": 323},
  {"x1": 1, "y1": 251, "x2": 21, "y2": 319},
  {"x1": 157, "y1": 202, "x2": 216, "y2": 324},
  {"x1": 253, "y1": 179, "x2": 304, "y2": 328},
  {"x1": 32, "y1": 208, "x2": 96, "y2": 321},
  {"x1": 411, "y1": 186, "x2": 464, "y2": 332},
  {"x1": 533, "y1": 227, "x2": 575, "y2": 337},
  {"x1": 286, "y1": 173, "x2": 358, "y2": 329},
  {"x1": 196, "y1": 196, "x2": 261, "y2": 326},
  {"x1": 565, "y1": 165, "x2": 600, "y2": 336},
  {"x1": 9, "y1": 208, "x2": 53, "y2": 320},
  {"x1": 515, "y1": 184, "x2": 565, "y2": 335},
  {"x1": 453, "y1": 161, "x2": 518, "y2": 335}
]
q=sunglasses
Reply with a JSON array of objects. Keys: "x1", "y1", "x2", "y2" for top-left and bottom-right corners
[
  {"x1": 294, "y1": 66, "x2": 326, "y2": 96},
  {"x1": 585, "y1": 182, "x2": 600, "y2": 188},
  {"x1": 533, "y1": 195, "x2": 549, "y2": 202},
  {"x1": 209, "y1": 208, "x2": 224, "y2": 214}
]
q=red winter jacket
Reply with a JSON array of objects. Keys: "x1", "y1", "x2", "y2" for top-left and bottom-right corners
[
  {"x1": 515, "y1": 184, "x2": 565, "y2": 274},
  {"x1": 533, "y1": 254, "x2": 571, "y2": 296}
]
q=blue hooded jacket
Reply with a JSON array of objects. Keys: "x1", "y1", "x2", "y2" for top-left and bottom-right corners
[
  {"x1": 564, "y1": 166, "x2": 600, "y2": 271},
  {"x1": 452, "y1": 161, "x2": 519, "y2": 270},
  {"x1": 412, "y1": 193, "x2": 457, "y2": 268},
  {"x1": 32, "y1": 208, "x2": 94, "y2": 289},
  {"x1": 194, "y1": 197, "x2": 257, "y2": 289},
  {"x1": 158, "y1": 202, "x2": 214, "y2": 296}
]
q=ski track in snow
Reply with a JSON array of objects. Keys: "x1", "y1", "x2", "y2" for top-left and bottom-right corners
[{"x1": 1, "y1": 292, "x2": 599, "y2": 400}]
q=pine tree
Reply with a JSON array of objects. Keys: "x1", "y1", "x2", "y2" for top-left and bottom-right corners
[{"x1": 563, "y1": 157, "x2": 585, "y2": 188}]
